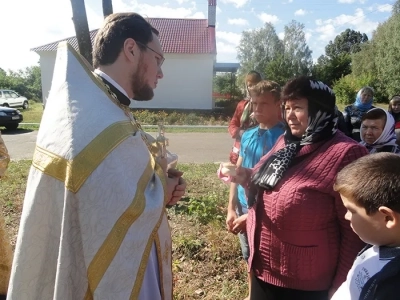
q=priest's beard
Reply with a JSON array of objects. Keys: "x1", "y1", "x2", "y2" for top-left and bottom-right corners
[{"x1": 131, "y1": 61, "x2": 154, "y2": 101}]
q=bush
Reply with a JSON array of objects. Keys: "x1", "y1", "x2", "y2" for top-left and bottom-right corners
[{"x1": 332, "y1": 74, "x2": 386, "y2": 105}]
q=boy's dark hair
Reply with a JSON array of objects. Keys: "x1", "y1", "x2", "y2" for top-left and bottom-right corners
[
  {"x1": 334, "y1": 152, "x2": 400, "y2": 215},
  {"x1": 93, "y1": 13, "x2": 159, "y2": 68},
  {"x1": 361, "y1": 108, "x2": 387, "y2": 123},
  {"x1": 248, "y1": 80, "x2": 281, "y2": 102},
  {"x1": 282, "y1": 76, "x2": 336, "y2": 116}
]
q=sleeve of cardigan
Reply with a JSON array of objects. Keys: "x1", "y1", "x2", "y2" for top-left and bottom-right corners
[
  {"x1": 330, "y1": 144, "x2": 369, "y2": 290},
  {"x1": 0, "y1": 213, "x2": 12, "y2": 296},
  {"x1": 228, "y1": 100, "x2": 245, "y2": 139},
  {"x1": 0, "y1": 133, "x2": 9, "y2": 177}
]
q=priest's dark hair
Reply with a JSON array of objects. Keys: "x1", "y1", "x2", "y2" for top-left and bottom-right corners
[{"x1": 92, "y1": 12, "x2": 159, "y2": 68}]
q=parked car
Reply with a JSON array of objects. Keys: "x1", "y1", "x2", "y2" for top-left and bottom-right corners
[
  {"x1": 0, "y1": 107, "x2": 23, "y2": 130},
  {"x1": 0, "y1": 90, "x2": 29, "y2": 109}
]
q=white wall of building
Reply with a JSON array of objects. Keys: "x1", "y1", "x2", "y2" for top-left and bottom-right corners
[
  {"x1": 132, "y1": 53, "x2": 215, "y2": 110},
  {"x1": 38, "y1": 52, "x2": 215, "y2": 110},
  {"x1": 38, "y1": 51, "x2": 57, "y2": 104}
]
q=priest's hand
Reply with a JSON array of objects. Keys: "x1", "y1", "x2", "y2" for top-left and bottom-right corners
[{"x1": 166, "y1": 169, "x2": 186, "y2": 206}]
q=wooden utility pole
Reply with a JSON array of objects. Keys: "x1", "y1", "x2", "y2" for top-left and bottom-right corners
[
  {"x1": 102, "y1": 0, "x2": 113, "y2": 18},
  {"x1": 70, "y1": 0, "x2": 93, "y2": 65}
]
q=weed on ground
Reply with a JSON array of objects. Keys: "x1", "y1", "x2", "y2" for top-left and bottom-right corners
[{"x1": 0, "y1": 161, "x2": 247, "y2": 299}]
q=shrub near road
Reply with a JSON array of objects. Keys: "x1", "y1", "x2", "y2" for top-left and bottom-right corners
[{"x1": 0, "y1": 161, "x2": 247, "y2": 299}]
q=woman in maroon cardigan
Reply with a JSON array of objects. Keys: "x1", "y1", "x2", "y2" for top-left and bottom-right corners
[{"x1": 234, "y1": 76, "x2": 368, "y2": 300}]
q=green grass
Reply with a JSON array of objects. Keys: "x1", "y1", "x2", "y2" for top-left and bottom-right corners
[
  {"x1": 0, "y1": 161, "x2": 247, "y2": 299},
  {"x1": 20, "y1": 101, "x2": 43, "y2": 123}
]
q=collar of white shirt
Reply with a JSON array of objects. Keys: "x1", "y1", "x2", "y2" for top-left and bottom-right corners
[{"x1": 94, "y1": 69, "x2": 131, "y2": 100}]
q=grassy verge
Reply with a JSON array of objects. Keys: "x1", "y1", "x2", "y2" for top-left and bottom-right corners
[
  {"x1": 0, "y1": 161, "x2": 247, "y2": 299},
  {"x1": 20, "y1": 101, "x2": 43, "y2": 123}
]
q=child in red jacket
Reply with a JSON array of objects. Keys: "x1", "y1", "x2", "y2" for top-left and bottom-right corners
[{"x1": 228, "y1": 71, "x2": 262, "y2": 164}]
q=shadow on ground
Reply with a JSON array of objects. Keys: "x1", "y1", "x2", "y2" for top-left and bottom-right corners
[{"x1": 1, "y1": 128, "x2": 33, "y2": 135}]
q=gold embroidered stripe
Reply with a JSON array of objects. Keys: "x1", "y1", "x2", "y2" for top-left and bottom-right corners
[
  {"x1": 129, "y1": 158, "x2": 169, "y2": 299},
  {"x1": 154, "y1": 235, "x2": 165, "y2": 300},
  {"x1": 84, "y1": 158, "x2": 154, "y2": 299},
  {"x1": 32, "y1": 121, "x2": 137, "y2": 193},
  {"x1": 130, "y1": 207, "x2": 166, "y2": 299}
]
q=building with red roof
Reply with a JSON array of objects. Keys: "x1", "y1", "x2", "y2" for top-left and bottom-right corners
[{"x1": 32, "y1": 0, "x2": 217, "y2": 109}]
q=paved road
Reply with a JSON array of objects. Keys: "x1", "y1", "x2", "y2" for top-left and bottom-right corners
[{"x1": 1, "y1": 130, "x2": 233, "y2": 163}]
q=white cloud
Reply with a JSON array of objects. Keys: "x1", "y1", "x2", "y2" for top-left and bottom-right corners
[
  {"x1": 216, "y1": 42, "x2": 237, "y2": 54},
  {"x1": 278, "y1": 32, "x2": 285, "y2": 40},
  {"x1": 176, "y1": 0, "x2": 189, "y2": 4},
  {"x1": 338, "y1": 0, "x2": 366, "y2": 3},
  {"x1": 113, "y1": 0, "x2": 205, "y2": 19},
  {"x1": 314, "y1": 8, "x2": 378, "y2": 43},
  {"x1": 367, "y1": 3, "x2": 392, "y2": 12},
  {"x1": 228, "y1": 18, "x2": 249, "y2": 25},
  {"x1": 258, "y1": 13, "x2": 280, "y2": 24},
  {"x1": 305, "y1": 32, "x2": 312, "y2": 41},
  {"x1": 220, "y1": 0, "x2": 249, "y2": 8},
  {"x1": 294, "y1": 9, "x2": 307, "y2": 16},
  {"x1": 216, "y1": 42, "x2": 239, "y2": 62},
  {"x1": 216, "y1": 31, "x2": 242, "y2": 46},
  {"x1": 377, "y1": 4, "x2": 392, "y2": 12}
]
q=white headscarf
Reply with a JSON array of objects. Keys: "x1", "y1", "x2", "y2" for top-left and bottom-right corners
[{"x1": 360, "y1": 108, "x2": 400, "y2": 154}]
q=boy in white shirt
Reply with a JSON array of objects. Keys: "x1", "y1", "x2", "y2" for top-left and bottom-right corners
[{"x1": 332, "y1": 152, "x2": 400, "y2": 300}]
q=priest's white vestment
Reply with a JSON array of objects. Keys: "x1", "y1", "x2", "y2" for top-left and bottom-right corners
[{"x1": 7, "y1": 43, "x2": 173, "y2": 300}]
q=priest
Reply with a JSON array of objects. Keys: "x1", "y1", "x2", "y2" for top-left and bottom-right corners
[{"x1": 8, "y1": 12, "x2": 185, "y2": 300}]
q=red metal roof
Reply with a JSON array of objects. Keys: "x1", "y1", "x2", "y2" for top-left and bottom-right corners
[{"x1": 31, "y1": 18, "x2": 216, "y2": 54}]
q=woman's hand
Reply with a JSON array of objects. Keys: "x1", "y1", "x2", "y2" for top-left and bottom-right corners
[
  {"x1": 232, "y1": 213, "x2": 247, "y2": 235},
  {"x1": 231, "y1": 166, "x2": 251, "y2": 187},
  {"x1": 226, "y1": 209, "x2": 237, "y2": 233}
]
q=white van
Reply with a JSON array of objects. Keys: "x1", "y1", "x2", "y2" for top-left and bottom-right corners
[{"x1": 0, "y1": 90, "x2": 29, "y2": 109}]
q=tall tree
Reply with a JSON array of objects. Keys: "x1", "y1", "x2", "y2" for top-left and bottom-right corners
[
  {"x1": 213, "y1": 73, "x2": 242, "y2": 99},
  {"x1": 281, "y1": 20, "x2": 313, "y2": 78},
  {"x1": 102, "y1": 0, "x2": 113, "y2": 18},
  {"x1": 313, "y1": 29, "x2": 368, "y2": 85},
  {"x1": 237, "y1": 23, "x2": 283, "y2": 83},
  {"x1": 325, "y1": 29, "x2": 368, "y2": 57},
  {"x1": 393, "y1": 0, "x2": 400, "y2": 15},
  {"x1": 70, "y1": 0, "x2": 93, "y2": 65},
  {"x1": 351, "y1": 42, "x2": 376, "y2": 77},
  {"x1": 372, "y1": 13, "x2": 400, "y2": 98}
]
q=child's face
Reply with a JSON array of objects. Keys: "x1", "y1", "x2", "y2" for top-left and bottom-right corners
[
  {"x1": 341, "y1": 194, "x2": 389, "y2": 246},
  {"x1": 391, "y1": 100, "x2": 400, "y2": 113}
]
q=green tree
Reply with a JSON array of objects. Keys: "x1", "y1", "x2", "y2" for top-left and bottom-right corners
[
  {"x1": 281, "y1": 20, "x2": 313, "y2": 78},
  {"x1": 237, "y1": 23, "x2": 283, "y2": 83},
  {"x1": 213, "y1": 73, "x2": 243, "y2": 99},
  {"x1": 0, "y1": 66, "x2": 42, "y2": 101},
  {"x1": 393, "y1": 0, "x2": 400, "y2": 15},
  {"x1": 373, "y1": 13, "x2": 400, "y2": 98},
  {"x1": 313, "y1": 29, "x2": 368, "y2": 85},
  {"x1": 325, "y1": 29, "x2": 368, "y2": 57}
]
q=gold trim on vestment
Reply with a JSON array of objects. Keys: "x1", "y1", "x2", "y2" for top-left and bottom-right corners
[
  {"x1": 61, "y1": 42, "x2": 120, "y2": 105},
  {"x1": 154, "y1": 235, "x2": 165, "y2": 300},
  {"x1": 84, "y1": 157, "x2": 155, "y2": 299},
  {"x1": 32, "y1": 121, "x2": 137, "y2": 193},
  {"x1": 129, "y1": 183, "x2": 168, "y2": 300}
]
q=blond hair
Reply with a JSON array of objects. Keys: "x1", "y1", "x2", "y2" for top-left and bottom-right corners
[{"x1": 248, "y1": 80, "x2": 281, "y2": 102}]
